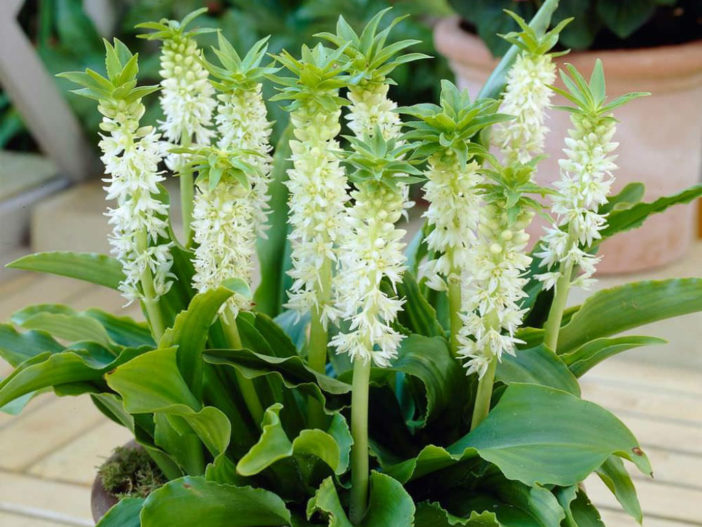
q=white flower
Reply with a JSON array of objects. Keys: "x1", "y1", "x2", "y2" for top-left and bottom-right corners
[
  {"x1": 331, "y1": 182, "x2": 407, "y2": 366},
  {"x1": 192, "y1": 179, "x2": 255, "y2": 316},
  {"x1": 216, "y1": 83, "x2": 273, "y2": 236},
  {"x1": 419, "y1": 153, "x2": 482, "y2": 290},
  {"x1": 159, "y1": 33, "x2": 216, "y2": 146},
  {"x1": 492, "y1": 52, "x2": 556, "y2": 164},
  {"x1": 346, "y1": 82, "x2": 401, "y2": 140},
  {"x1": 97, "y1": 98, "x2": 173, "y2": 304},
  {"x1": 536, "y1": 112, "x2": 618, "y2": 289},
  {"x1": 285, "y1": 102, "x2": 349, "y2": 323},
  {"x1": 457, "y1": 204, "x2": 533, "y2": 377}
]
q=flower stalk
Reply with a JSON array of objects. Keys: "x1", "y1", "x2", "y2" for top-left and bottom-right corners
[{"x1": 349, "y1": 356, "x2": 372, "y2": 524}]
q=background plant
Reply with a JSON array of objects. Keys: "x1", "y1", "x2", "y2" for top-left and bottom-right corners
[
  {"x1": 448, "y1": 0, "x2": 702, "y2": 56},
  {"x1": 2, "y1": 1, "x2": 702, "y2": 526}
]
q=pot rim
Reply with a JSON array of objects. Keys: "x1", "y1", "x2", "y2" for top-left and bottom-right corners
[{"x1": 434, "y1": 16, "x2": 702, "y2": 83}]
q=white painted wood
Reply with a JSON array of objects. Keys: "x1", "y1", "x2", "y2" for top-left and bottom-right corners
[{"x1": 0, "y1": 1, "x2": 98, "y2": 181}]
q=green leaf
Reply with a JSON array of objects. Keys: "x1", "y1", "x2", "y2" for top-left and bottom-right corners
[
  {"x1": 489, "y1": 477, "x2": 566, "y2": 527},
  {"x1": 497, "y1": 345, "x2": 580, "y2": 395},
  {"x1": 141, "y1": 476, "x2": 291, "y2": 526},
  {"x1": 596, "y1": 0, "x2": 656, "y2": 39},
  {"x1": 384, "y1": 444, "x2": 478, "y2": 484},
  {"x1": 307, "y1": 472, "x2": 415, "y2": 527},
  {"x1": 84, "y1": 309, "x2": 154, "y2": 348},
  {"x1": 96, "y1": 497, "x2": 144, "y2": 527},
  {"x1": 12, "y1": 305, "x2": 113, "y2": 348},
  {"x1": 160, "y1": 287, "x2": 233, "y2": 397},
  {"x1": 557, "y1": 279, "x2": 702, "y2": 354},
  {"x1": 450, "y1": 383, "x2": 651, "y2": 486},
  {"x1": 237, "y1": 403, "x2": 351, "y2": 476},
  {"x1": 596, "y1": 456, "x2": 642, "y2": 523},
  {"x1": 599, "y1": 184, "x2": 702, "y2": 241},
  {"x1": 7, "y1": 251, "x2": 124, "y2": 289},
  {"x1": 254, "y1": 124, "x2": 293, "y2": 317},
  {"x1": 568, "y1": 490, "x2": 604, "y2": 527},
  {"x1": 414, "y1": 502, "x2": 499, "y2": 526},
  {"x1": 562, "y1": 335, "x2": 666, "y2": 377},
  {"x1": 0, "y1": 325, "x2": 63, "y2": 366},
  {"x1": 0, "y1": 346, "x2": 143, "y2": 407}
]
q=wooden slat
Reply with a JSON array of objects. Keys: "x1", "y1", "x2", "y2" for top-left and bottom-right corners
[
  {"x1": 584, "y1": 359, "x2": 702, "y2": 397},
  {"x1": 586, "y1": 473, "x2": 702, "y2": 526},
  {"x1": 0, "y1": 275, "x2": 93, "y2": 321}
]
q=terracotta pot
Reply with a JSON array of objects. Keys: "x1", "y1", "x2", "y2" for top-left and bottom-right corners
[
  {"x1": 90, "y1": 440, "x2": 140, "y2": 523},
  {"x1": 435, "y1": 17, "x2": 702, "y2": 273}
]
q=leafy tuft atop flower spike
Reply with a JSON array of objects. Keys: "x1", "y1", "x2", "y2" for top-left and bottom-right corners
[
  {"x1": 58, "y1": 40, "x2": 173, "y2": 316},
  {"x1": 332, "y1": 131, "x2": 420, "y2": 367},
  {"x1": 491, "y1": 11, "x2": 572, "y2": 165},
  {"x1": 205, "y1": 33, "x2": 276, "y2": 237},
  {"x1": 537, "y1": 60, "x2": 649, "y2": 292},
  {"x1": 137, "y1": 8, "x2": 216, "y2": 146}
]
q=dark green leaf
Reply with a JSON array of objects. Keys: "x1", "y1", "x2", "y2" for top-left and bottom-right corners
[
  {"x1": 596, "y1": 0, "x2": 656, "y2": 39},
  {"x1": 497, "y1": 345, "x2": 580, "y2": 395},
  {"x1": 562, "y1": 335, "x2": 666, "y2": 377},
  {"x1": 96, "y1": 497, "x2": 144, "y2": 527},
  {"x1": 596, "y1": 456, "x2": 642, "y2": 523}
]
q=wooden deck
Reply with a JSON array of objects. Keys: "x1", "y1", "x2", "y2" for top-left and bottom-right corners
[{"x1": 0, "y1": 268, "x2": 700, "y2": 526}]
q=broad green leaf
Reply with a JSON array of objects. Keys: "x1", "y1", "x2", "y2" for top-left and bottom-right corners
[
  {"x1": 490, "y1": 478, "x2": 565, "y2": 527},
  {"x1": 254, "y1": 125, "x2": 293, "y2": 317},
  {"x1": 562, "y1": 335, "x2": 666, "y2": 377},
  {"x1": 7, "y1": 251, "x2": 124, "y2": 289},
  {"x1": 306, "y1": 472, "x2": 415, "y2": 527},
  {"x1": 599, "y1": 184, "x2": 702, "y2": 241},
  {"x1": 414, "y1": 502, "x2": 499, "y2": 526},
  {"x1": 237, "y1": 403, "x2": 351, "y2": 477},
  {"x1": 0, "y1": 346, "x2": 143, "y2": 407},
  {"x1": 0, "y1": 325, "x2": 63, "y2": 366},
  {"x1": 568, "y1": 490, "x2": 604, "y2": 527},
  {"x1": 384, "y1": 444, "x2": 478, "y2": 484},
  {"x1": 96, "y1": 497, "x2": 144, "y2": 527},
  {"x1": 106, "y1": 348, "x2": 233, "y2": 472},
  {"x1": 85, "y1": 309, "x2": 154, "y2": 347},
  {"x1": 160, "y1": 287, "x2": 233, "y2": 397},
  {"x1": 596, "y1": 0, "x2": 656, "y2": 39},
  {"x1": 557, "y1": 279, "x2": 702, "y2": 354},
  {"x1": 140, "y1": 476, "x2": 291, "y2": 526},
  {"x1": 497, "y1": 345, "x2": 580, "y2": 395},
  {"x1": 450, "y1": 384, "x2": 651, "y2": 486},
  {"x1": 599, "y1": 182, "x2": 645, "y2": 215},
  {"x1": 12, "y1": 305, "x2": 113, "y2": 348},
  {"x1": 306, "y1": 477, "x2": 352, "y2": 527},
  {"x1": 596, "y1": 456, "x2": 642, "y2": 523}
]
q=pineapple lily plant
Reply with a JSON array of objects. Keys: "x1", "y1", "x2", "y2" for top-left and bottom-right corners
[{"x1": 3, "y1": 2, "x2": 702, "y2": 526}]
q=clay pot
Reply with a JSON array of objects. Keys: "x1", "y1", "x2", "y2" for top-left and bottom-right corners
[
  {"x1": 90, "y1": 440, "x2": 140, "y2": 523},
  {"x1": 435, "y1": 17, "x2": 702, "y2": 273}
]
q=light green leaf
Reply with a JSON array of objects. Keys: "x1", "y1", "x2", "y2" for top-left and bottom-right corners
[
  {"x1": 0, "y1": 325, "x2": 63, "y2": 366},
  {"x1": 0, "y1": 346, "x2": 142, "y2": 407},
  {"x1": 596, "y1": 456, "x2": 642, "y2": 523},
  {"x1": 7, "y1": 251, "x2": 124, "y2": 289},
  {"x1": 395, "y1": 272, "x2": 444, "y2": 337},
  {"x1": 562, "y1": 336, "x2": 666, "y2": 377},
  {"x1": 568, "y1": 490, "x2": 604, "y2": 527},
  {"x1": 306, "y1": 477, "x2": 353, "y2": 527},
  {"x1": 237, "y1": 403, "x2": 351, "y2": 477},
  {"x1": 450, "y1": 383, "x2": 651, "y2": 487},
  {"x1": 557, "y1": 279, "x2": 702, "y2": 354},
  {"x1": 12, "y1": 305, "x2": 113, "y2": 348},
  {"x1": 497, "y1": 345, "x2": 580, "y2": 395},
  {"x1": 96, "y1": 497, "x2": 144, "y2": 527},
  {"x1": 599, "y1": 184, "x2": 702, "y2": 241},
  {"x1": 140, "y1": 476, "x2": 291, "y2": 526},
  {"x1": 160, "y1": 287, "x2": 233, "y2": 397}
]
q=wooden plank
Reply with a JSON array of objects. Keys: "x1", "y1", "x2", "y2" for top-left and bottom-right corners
[
  {"x1": 599, "y1": 508, "x2": 695, "y2": 527},
  {"x1": 0, "y1": 509, "x2": 87, "y2": 527},
  {"x1": 0, "y1": 274, "x2": 93, "y2": 321},
  {"x1": 28, "y1": 420, "x2": 133, "y2": 486},
  {"x1": 586, "y1": 472, "x2": 702, "y2": 525},
  {"x1": 633, "y1": 446, "x2": 702, "y2": 490},
  {"x1": 581, "y1": 380, "x2": 702, "y2": 425},
  {"x1": 0, "y1": 470, "x2": 91, "y2": 524},
  {"x1": 584, "y1": 359, "x2": 702, "y2": 397},
  {"x1": 0, "y1": 395, "x2": 103, "y2": 471},
  {"x1": 616, "y1": 413, "x2": 702, "y2": 456}
]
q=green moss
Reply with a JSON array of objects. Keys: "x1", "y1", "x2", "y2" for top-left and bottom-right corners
[{"x1": 98, "y1": 446, "x2": 166, "y2": 499}]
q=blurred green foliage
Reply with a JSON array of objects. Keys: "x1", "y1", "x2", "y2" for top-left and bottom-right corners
[
  {"x1": 2, "y1": 0, "x2": 453, "y2": 150},
  {"x1": 449, "y1": 0, "x2": 702, "y2": 57}
]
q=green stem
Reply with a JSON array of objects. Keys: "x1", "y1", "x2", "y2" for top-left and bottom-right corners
[
  {"x1": 542, "y1": 261, "x2": 574, "y2": 351},
  {"x1": 179, "y1": 130, "x2": 194, "y2": 246},
  {"x1": 447, "y1": 274, "x2": 462, "y2": 358},
  {"x1": 222, "y1": 310, "x2": 264, "y2": 426},
  {"x1": 349, "y1": 358, "x2": 372, "y2": 525},
  {"x1": 307, "y1": 259, "x2": 331, "y2": 428},
  {"x1": 137, "y1": 230, "x2": 165, "y2": 341},
  {"x1": 470, "y1": 354, "x2": 497, "y2": 430}
]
